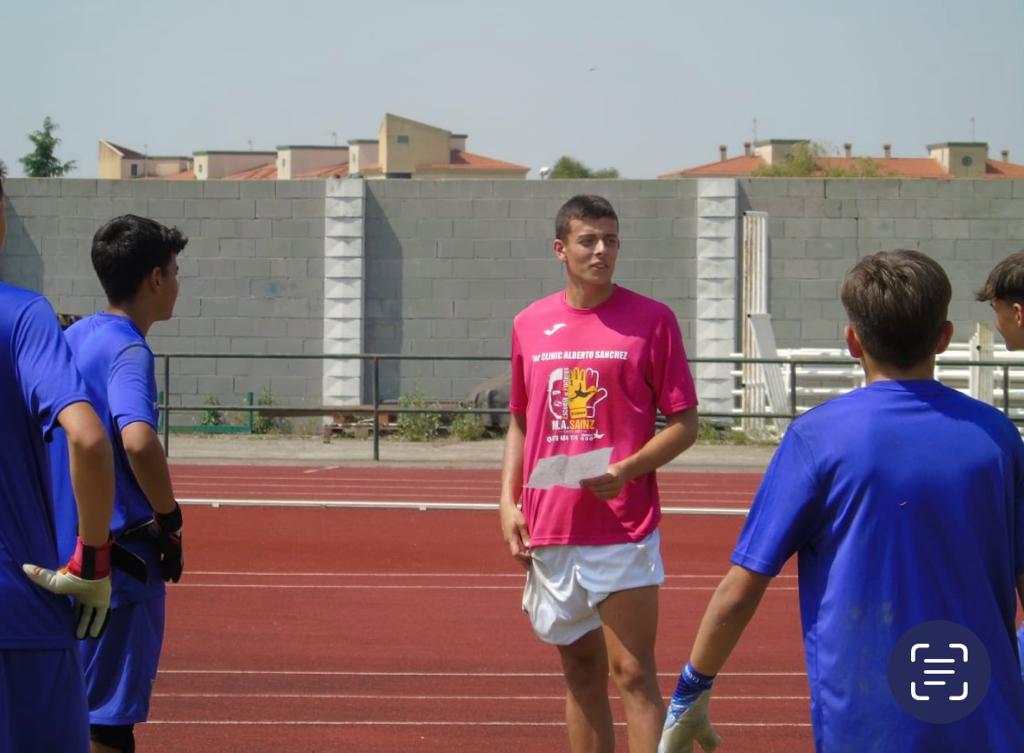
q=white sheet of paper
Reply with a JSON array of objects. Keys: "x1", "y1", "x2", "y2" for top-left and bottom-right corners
[{"x1": 525, "y1": 447, "x2": 613, "y2": 489}]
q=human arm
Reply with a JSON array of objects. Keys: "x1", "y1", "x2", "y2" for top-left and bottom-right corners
[
  {"x1": 498, "y1": 412, "x2": 531, "y2": 567},
  {"x1": 121, "y1": 421, "x2": 183, "y2": 581},
  {"x1": 61, "y1": 402, "x2": 115, "y2": 545},
  {"x1": 122, "y1": 421, "x2": 176, "y2": 515},
  {"x1": 658, "y1": 565, "x2": 772, "y2": 753},
  {"x1": 23, "y1": 401, "x2": 114, "y2": 639},
  {"x1": 581, "y1": 406, "x2": 698, "y2": 501}
]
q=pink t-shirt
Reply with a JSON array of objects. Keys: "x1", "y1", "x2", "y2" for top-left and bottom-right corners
[{"x1": 509, "y1": 286, "x2": 698, "y2": 546}]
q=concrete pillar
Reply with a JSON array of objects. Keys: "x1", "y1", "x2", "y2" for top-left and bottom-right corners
[
  {"x1": 695, "y1": 178, "x2": 739, "y2": 419},
  {"x1": 322, "y1": 178, "x2": 366, "y2": 405}
]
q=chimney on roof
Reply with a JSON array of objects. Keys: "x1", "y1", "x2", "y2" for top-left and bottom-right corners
[
  {"x1": 743, "y1": 141, "x2": 752, "y2": 157},
  {"x1": 719, "y1": 145, "x2": 727, "y2": 161},
  {"x1": 1002, "y1": 149, "x2": 1010, "y2": 162},
  {"x1": 844, "y1": 143, "x2": 853, "y2": 158},
  {"x1": 883, "y1": 144, "x2": 892, "y2": 158}
]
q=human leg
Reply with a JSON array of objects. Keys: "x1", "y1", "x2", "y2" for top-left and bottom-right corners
[
  {"x1": 0, "y1": 647, "x2": 90, "y2": 753},
  {"x1": 599, "y1": 586, "x2": 664, "y2": 753},
  {"x1": 80, "y1": 598, "x2": 164, "y2": 729},
  {"x1": 91, "y1": 724, "x2": 134, "y2": 753},
  {"x1": 557, "y1": 627, "x2": 614, "y2": 753}
]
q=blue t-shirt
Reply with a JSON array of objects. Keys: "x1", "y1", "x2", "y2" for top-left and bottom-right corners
[
  {"x1": 733, "y1": 380, "x2": 1024, "y2": 752},
  {"x1": 0, "y1": 283, "x2": 91, "y2": 648},
  {"x1": 49, "y1": 312, "x2": 164, "y2": 607}
]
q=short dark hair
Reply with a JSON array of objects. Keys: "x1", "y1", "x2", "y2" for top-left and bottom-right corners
[
  {"x1": 840, "y1": 249, "x2": 951, "y2": 370},
  {"x1": 555, "y1": 194, "x2": 618, "y2": 241},
  {"x1": 976, "y1": 250, "x2": 1024, "y2": 303},
  {"x1": 91, "y1": 215, "x2": 187, "y2": 303}
]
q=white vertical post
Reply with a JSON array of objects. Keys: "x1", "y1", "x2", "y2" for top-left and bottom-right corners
[
  {"x1": 741, "y1": 211, "x2": 769, "y2": 433},
  {"x1": 695, "y1": 178, "x2": 739, "y2": 420},
  {"x1": 322, "y1": 178, "x2": 366, "y2": 407},
  {"x1": 969, "y1": 322, "x2": 994, "y2": 405}
]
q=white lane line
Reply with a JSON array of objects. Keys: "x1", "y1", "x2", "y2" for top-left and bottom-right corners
[
  {"x1": 156, "y1": 692, "x2": 809, "y2": 701},
  {"x1": 146, "y1": 720, "x2": 811, "y2": 728},
  {"x1": 183, "y1": 570, "x2": 796, "y2": 580},
  {"x1": 179, "y1": 498, "x2": 749, "y2": 515}
]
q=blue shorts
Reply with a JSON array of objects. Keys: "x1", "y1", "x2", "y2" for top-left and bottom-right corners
[
  {"x1": 80, "y1": 597, "x2": 165, "y2": 725},
  {"x1": 0, "y1": 647, "x2": 89, "y2": 753}
]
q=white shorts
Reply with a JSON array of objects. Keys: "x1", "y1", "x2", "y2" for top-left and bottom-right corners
[{"x1": 522, "y1": 530, "x2": 665, "y2": 646}]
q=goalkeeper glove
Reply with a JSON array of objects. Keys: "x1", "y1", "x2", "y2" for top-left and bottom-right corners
[
  {"x1": 123, "y1": 502, "x2": 183, "y2": 583},
  {"x1": 23, "y1": 536, "x2": 112, "y2": 639},
  {"x1": 658, "y1": 662, "x2": 721, "y2": 753}
]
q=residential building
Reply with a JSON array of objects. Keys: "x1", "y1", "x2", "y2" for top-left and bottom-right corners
[
  {"x1": 97, "y1": 113, "x2": 527, "y2": 181},
  {"x1": 660, "y1": 140, "x2": 1024, "y2": 179}
]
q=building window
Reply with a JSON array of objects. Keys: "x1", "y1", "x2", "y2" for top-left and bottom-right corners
[
  {"x1": 130, "y1": 163, "x2": 138, "y2": 177},
  {"x1": 397, "y1": 135, "x2": 410, "y2": 144},
  {"x1": 961, "y1": 155, "x2": 973, "y2": 167},
  {"x1": 198, "y1": 164, "x2": 204, "y2": 174}
]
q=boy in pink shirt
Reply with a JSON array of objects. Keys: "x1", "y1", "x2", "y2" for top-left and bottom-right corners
[{"x1": 500, "y1": 195, "x2": 699, "y2": 752}]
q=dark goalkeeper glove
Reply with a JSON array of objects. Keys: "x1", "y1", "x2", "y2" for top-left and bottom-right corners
[
  {"x1": 123, "y1": 502, "x2": 183, "y2": 583},
  {"x1": 23, "y1": 536, "x2": 112, "y2": 639},
  {"x1": 658, "y1": 662, "x2": 721, "y2": 753}
]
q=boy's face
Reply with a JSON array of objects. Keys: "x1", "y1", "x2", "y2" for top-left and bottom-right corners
[
  {"x1": 554, "y1": 216, "x2": 619, "y2": 289},
  {"x1": 991, "y1": 298, "x2": 1024, "y2": 350}
]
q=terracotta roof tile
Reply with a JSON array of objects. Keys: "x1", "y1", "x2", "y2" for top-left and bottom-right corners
[
  {"x1": 816, "y1": 157, "x2": 949, "y2": 178},
  {"x1": 417, "y1": 150, "x2": 528, "y2": 172},
  {"x1": 297, "y1": 163, "x2": 350, "y2": 178},
  {"x1": 223, "y1": 163, "x2": 277, "y2": 180},
  {"x1": 659, "y1": 155, "x2": 764, "y2": 177},
  {"x1": 663, "y1": 151, "x2": 1024, "y2": 180},
  {"x1": 985, "y1": 160, "x2": 1024, "y2": 178},
  {"x1": 104, "y1": 141, "x2": 144, "y2": 158}
]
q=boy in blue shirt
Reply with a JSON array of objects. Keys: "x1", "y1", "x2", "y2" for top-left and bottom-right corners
[
  {"x1": 49, "y1": 214, "x2": 187, "y2": 753},
  {"x1": 977, "y1": 249, "x2": 1024, "y2": 678},
  {"x1": 660, "y1": 250, "x2": 1024, "y2": 753},
  {"x1": 0, "y1": 161, "x2": 117, "y2": 752}
]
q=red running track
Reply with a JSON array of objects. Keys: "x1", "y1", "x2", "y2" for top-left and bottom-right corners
[{"x1": 139, "y1": 468, "x2": 811, "y2": 752}]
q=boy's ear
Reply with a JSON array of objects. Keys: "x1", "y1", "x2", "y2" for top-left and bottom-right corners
[
  {"x1": 844, "y1": 324, "x2": 864, "y2": 359},
  {"x1": 553, "y1": 237, "x2": 566, "y2": 263},
  {"x1": 148, "y1": 265, "x2": 164, "y2": 292},
  {"x1": 935, "y1": 320, "x2": 954, "y2": 355},
  {"x1": 1012, "y1": 302, "x2": 1024, "y2": 330}
]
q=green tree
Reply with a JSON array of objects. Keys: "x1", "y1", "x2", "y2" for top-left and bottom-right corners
[
  {"x1": 752, "y1": 141, "x2": 893, "y2": 178},
  {"x1": 19, "y1": 116, "x2": 76, "y2": 177},
  {"x1": 549, "y1": 155, "x2": 620, "y2": 179}
]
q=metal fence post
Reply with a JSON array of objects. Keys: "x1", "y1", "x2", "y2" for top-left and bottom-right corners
[{"x1": 372, "y1": 357, "x2": 380, "y2": 462}]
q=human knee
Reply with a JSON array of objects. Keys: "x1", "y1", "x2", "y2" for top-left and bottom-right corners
[
  {"x1": 609, "y1": 653, "x2": 656, "y2": 694},
  {"x1": 91, "y1": 723, "x2": 135, "y2": 753}
]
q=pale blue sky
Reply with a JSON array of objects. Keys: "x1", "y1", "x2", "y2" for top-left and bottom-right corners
[{"x1": 2, "y1": 0, "x2": 1021, "y2": 178}]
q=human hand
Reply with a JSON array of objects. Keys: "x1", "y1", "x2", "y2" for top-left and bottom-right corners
[
  {"x1": 658, "y1": 663, "x2": 721, "y2": 753},
  {"x1": 580, "y1": 464, "x2": 627, "y2": 500},
  {"x1": 499, "y1": 502, "x2": 532, "y2": 568},
  {"x1": 122, "y1": 502, "x2": 183, "y2": 582},
  {"x1": 23, "y1": 536, "x2": 112, "y2": 639}
]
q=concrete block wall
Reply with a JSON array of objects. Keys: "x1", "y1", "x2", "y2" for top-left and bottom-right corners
[
  {"x1": 739, "y1": 179, "x2": 1024, "y2": 349},
  {"x1": 362, "y1": 179, "x2": 699, "y2": 402},
  {"x1": 2, "y1": 179, "x2": 326, "y2": 418}
]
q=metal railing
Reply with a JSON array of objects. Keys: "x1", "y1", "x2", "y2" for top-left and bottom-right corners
[{"x1": 155, "y1": 353, "x2": 1024, "y2": 461}]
